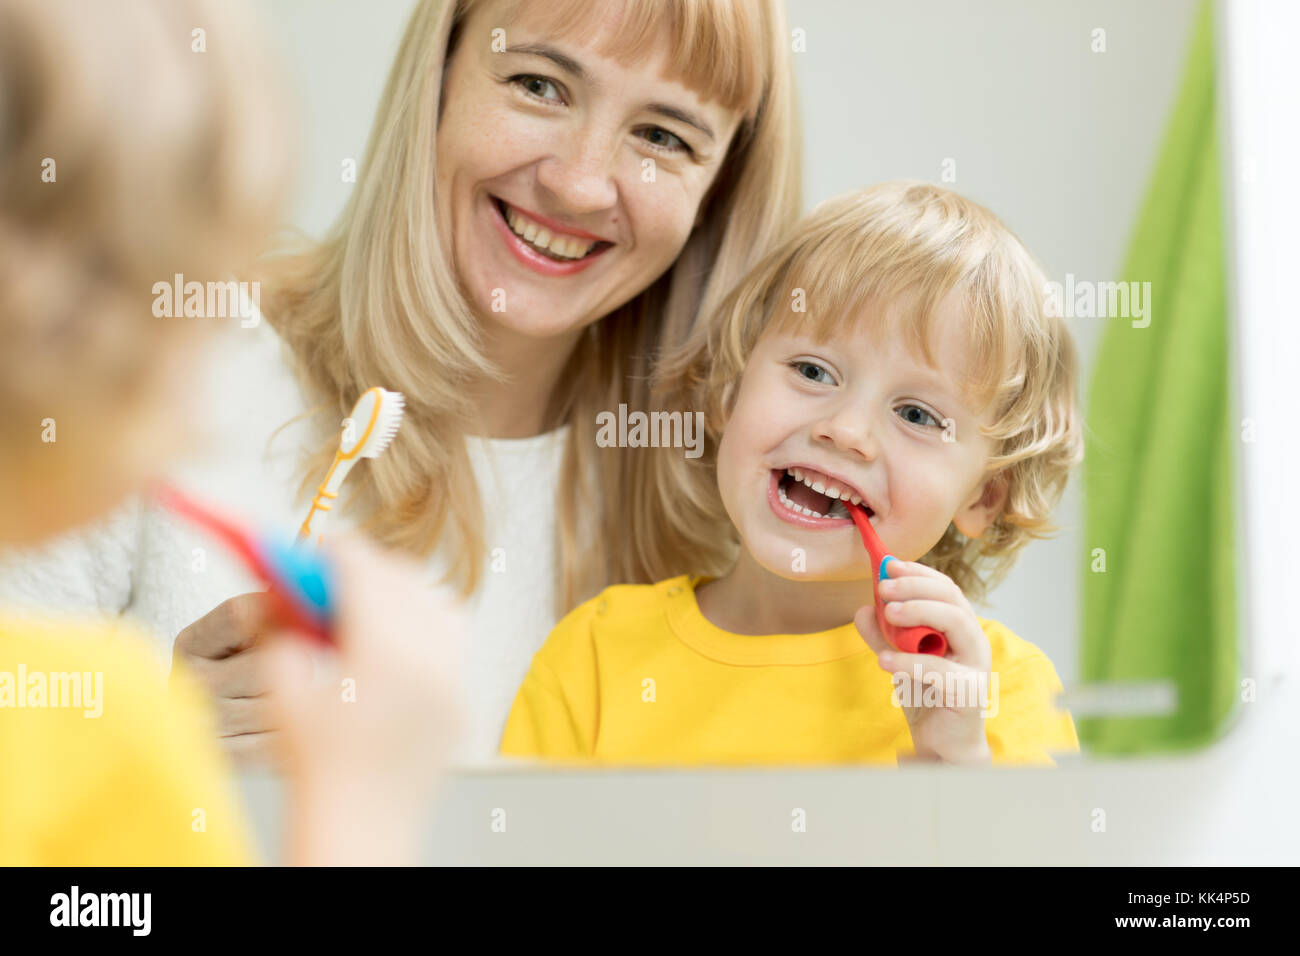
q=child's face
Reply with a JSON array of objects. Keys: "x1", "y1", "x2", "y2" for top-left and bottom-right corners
[{"x1": 714, "y1": 292, "x2": 1007, "y2": 583}]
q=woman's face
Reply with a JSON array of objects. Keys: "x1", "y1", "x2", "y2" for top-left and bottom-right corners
[{"x1": 435, "y1": 0, "x2": 743, "y2": 340}]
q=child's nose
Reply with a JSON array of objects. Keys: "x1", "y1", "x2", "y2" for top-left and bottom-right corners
[{"x1": 812, "y1": 408, "x2": 881, "y2": 461}]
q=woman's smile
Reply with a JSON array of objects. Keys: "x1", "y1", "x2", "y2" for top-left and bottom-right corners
[{"x1": 487, "y1": 193, "x2": 614, "y2": 277}]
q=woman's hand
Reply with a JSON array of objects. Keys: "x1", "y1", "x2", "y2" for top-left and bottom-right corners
[
  {"x1": 171, "y1": 591, "x2": 282, "y2": 766},
  {"x1": 854, "y1": 561, "x2": 994, "y2": 765},
  {"x1": 261, "y1": 532, "x2": 467, "y2": 866}
]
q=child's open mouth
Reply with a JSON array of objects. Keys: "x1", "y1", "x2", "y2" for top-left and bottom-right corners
[{"x1": 769, "y1": 467, "x2": 872, "y2": 527}]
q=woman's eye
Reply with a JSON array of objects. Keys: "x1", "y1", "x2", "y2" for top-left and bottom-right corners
[
  {"x1": 897, "y1": 404, "x2": 941, "y2": 428},
  {"x1": 790, "y1": 361, "x2": 835, "y2": 385},
  {"x1": 638, "y1": 127, "x2": 691, "y2": 155},
  {"x1": 511, "y1": 74, "x2": 563, "y2": 103},
  {"x1": 507, "y1": 76, "x2": 691, "y2": 156}
]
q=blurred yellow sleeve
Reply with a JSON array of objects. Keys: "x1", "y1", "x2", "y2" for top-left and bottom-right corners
[{"x1": 0, "y1": 612, "x2": 259, "y2": 865}]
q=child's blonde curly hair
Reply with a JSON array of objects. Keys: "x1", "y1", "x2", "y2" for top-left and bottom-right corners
[
  {"x1": 0, "y1": 0, "x2": 289, "y2": 537},
  {"x1": 657, "y1": 181, "x2": 1084, "y2": 601}
]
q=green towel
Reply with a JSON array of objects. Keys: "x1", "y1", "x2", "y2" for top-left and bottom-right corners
[{"x1": 1080, "y1": 0, "x2": 1238, "y2": 754}]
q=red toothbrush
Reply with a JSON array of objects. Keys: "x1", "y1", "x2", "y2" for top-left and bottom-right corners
[
  {"x1": 152, "y1": 482, "x2": 336, "y2": 646},
  {"x1": 846, "y1": 502, "x2": 948, "y2": 656}
]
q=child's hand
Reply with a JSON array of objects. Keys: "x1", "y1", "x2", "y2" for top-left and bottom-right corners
[
  {"x1": 853, "y1": 561, "x2": 994, "y2": 765},
  {"x1": 261, "y1": 532, "x2": 467, "y2": 865}
]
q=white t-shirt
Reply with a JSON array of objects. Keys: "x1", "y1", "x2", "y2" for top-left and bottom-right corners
[{"x1": 0, "y1": 315, "x2": 569, "y2": 765}]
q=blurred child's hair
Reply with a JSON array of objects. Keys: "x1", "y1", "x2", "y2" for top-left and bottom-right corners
[
  {"x1": 659, "y1": 181, "x2": 1084, "y2": 600},
  {"x1": 0, "y1": 0, "x2": 290, "y2": 472}
]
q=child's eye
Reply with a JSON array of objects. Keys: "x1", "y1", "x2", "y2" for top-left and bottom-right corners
[
  {"x1": 897, "y1": 404, "x2": 941, "y2": 428},
  {"x1": 510, "y1": 74, "x2": 564, "y2": 104},
  {"x1": 789, "y1": 361, "x2": 836, "y2": 386}
]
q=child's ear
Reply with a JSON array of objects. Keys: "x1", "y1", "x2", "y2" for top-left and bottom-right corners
[{"x1": 953, "y1": 472, "x2": 1009, "y2": 539}]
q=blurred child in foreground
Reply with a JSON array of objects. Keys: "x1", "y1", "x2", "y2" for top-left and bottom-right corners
[{"x1": 0, "y1": 0, "x2": 465, "y2": 865}]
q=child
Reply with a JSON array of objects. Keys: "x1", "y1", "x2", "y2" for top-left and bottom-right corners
[
  {"x1": 501, "y1": 182, "x2": 1082, "y2": 766},
  {"x1": 0, "y1": 0, "x2": 464, "y2": 864}
]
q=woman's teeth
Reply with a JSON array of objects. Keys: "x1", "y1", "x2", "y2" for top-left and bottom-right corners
[{"x1": 501, "y1": 200, "x2": 598, "y2": 260}]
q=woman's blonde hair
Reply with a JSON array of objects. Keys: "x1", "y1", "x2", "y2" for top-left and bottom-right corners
[
  {"x1": 258, "y1": 0, "x2": 803, "y2": 612},
  {"x1": 660, "y1": 182, "x2": 1084, "y2": 601},
  {"x1": 0, "y1": 0, "x2": 288, "y2": 479}
]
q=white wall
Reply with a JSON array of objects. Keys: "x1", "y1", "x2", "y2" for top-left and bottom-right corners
[{"x1": 251, "y1": 0, "x2": 417, "y2": 238}]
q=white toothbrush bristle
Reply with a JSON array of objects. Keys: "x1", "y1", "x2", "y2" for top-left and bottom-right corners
[{"x1": 361, "y1": 389, "x2": 404, "y2": 458}]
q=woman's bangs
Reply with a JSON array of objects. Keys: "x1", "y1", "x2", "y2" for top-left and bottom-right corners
[{"x1": 501, "y1": 0, "x2": 767, "y2": 116}]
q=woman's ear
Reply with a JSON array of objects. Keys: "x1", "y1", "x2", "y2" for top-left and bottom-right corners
[{"x1": 953, "y1": 472, "x2": 1009, "y2": 539}]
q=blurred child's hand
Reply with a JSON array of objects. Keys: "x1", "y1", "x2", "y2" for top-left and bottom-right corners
[
  {"x1": 854, "y1": 561, "x2": 994, "y2": 765},
  {"x1": 261, "y1": 532, "x2": 467, "y2": 865}
]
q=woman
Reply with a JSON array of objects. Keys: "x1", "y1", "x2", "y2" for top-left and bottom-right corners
[{"x1": 0, "y1": 0, "x2": 803, "y2": 763}]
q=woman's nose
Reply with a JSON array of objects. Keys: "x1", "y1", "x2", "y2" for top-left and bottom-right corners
[{"x1": 535, "y1": 127, "x2": 619, "y2": 213}]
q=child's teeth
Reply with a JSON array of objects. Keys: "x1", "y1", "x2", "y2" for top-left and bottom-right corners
[
  {"x1": 778, "y1": 472, "x2": 854, "y2": 520},
  {"x1": 777, "y1": 480, "x2": 812, "y2": 517},
  {"x1": 786, "y1": 468, "x2": 867, "y2": 509}
]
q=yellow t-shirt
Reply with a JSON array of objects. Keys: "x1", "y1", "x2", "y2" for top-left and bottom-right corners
[
  {"x1": 0, "y1": 610, "x2": 258, "y2": 865},
  {"x1": 501, "y1": 575, "x2": 1079, "y2": 767}
]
